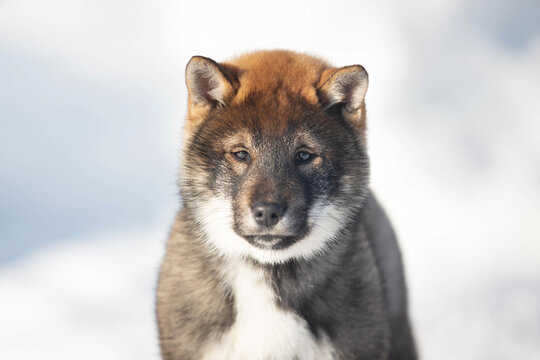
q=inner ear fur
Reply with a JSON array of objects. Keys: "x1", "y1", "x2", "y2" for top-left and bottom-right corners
[
  {"x1": 184, "y1": 56, "x2": 238, "y2": 135},
  {"x1": 185, "y1": 55, "x2": 237, "y2": 108},
  {"x1": 319, "y1": 65, "x2": 369, "y2": 128}
]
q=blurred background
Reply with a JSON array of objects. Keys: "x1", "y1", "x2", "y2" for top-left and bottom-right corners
[{"x1": 1, "y1": 0, "x2": 539, "y2": 358}]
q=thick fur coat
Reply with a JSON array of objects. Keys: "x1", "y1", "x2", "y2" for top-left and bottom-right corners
[{"x1": 156, "y1": 50, "x2": 416, "y2": 360}]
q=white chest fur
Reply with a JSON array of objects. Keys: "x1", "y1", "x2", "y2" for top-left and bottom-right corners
[{"x1": 202, "y1": 261, "x2": 335, "y2": 360}]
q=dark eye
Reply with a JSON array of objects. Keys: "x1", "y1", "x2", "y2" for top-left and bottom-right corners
[
  {"x1": 296, "y1": 151, "x2": 313, "y2": 163},
  {"x1": 233, "y1": 150, "x2": 249, "y2": 162}
]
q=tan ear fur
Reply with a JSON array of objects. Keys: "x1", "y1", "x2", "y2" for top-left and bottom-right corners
[
  {"x1": 185, "y1": 56, "x2": 237, "y2": 134},
  {"x1": 319, "y1": 65, "x2": 369, "y2": 129}
]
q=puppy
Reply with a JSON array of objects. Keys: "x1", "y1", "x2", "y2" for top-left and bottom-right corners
[{"x1": 156, "y1": 50, "x2": 416, "y2": 360}]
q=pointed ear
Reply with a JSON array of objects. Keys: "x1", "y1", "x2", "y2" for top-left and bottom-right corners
[
  {"x1": 185, "y1": 55, "x2": 236, "y2": 108},
  {"x1": 319, "y1": 65, "x2": 369, "y2": 127}
]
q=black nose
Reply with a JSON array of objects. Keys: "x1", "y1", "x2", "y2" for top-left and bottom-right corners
[{"x1": 252, "y1": 202, "x2": 285, "y2": 227}]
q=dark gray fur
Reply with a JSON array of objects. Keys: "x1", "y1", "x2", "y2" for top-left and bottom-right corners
[
  {"x1": 156, "y1": 192, "x2": 417, "y2": 359},
  {"x1": 157, "y1": 51, "x2": 416, "y2": 360},
  {"x1": 268, "y1": 192, "x2": 416, "y2": 360}
]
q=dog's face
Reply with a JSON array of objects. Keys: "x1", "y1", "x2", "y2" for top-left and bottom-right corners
[{"x1": 181, "y1": 51, "x2": 370, "y2": 264}]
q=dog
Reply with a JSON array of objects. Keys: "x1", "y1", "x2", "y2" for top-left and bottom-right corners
[{"x1": 156, "y1": 50, "x2": 417, "y2": 360}]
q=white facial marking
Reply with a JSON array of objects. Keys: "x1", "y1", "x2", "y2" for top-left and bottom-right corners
[
  {"x1": 202, "y1": 260, "x2": 336, "y2": 360},
  {"x1": 194, "y1": 197, "x2": 346, "y2": 264}
]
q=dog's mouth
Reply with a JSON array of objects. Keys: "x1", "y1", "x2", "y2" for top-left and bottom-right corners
[{"x1": 242, "y1": 235, "x2": 298, "y2": 250}]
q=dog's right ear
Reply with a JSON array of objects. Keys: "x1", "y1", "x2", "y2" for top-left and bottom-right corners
[{"x1": 185, "y1": 56, "x2": 236, "y2": 118}]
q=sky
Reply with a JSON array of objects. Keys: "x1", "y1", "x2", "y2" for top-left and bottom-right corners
[{"x1": 0, "y1": 0, "x2": 539, "y2": 359}]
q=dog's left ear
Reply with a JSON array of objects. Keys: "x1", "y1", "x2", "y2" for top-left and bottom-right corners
[{"x1": 319, "y1": 65, "x2": 369, "y2": 129}]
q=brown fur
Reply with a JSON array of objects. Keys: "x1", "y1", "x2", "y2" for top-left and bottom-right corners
[
  {"x1": 185, "y1": 50, "x2": 366, "y2": 138},
  {"x1": 157, "y1": 50, "x2": 415, "y2": 360}
]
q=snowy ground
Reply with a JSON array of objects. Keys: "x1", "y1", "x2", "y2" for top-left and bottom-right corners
[
  {"x1": 0, "y1": 231, "x2": 166, "y2": 360},
  {"x1": 1, "y1": 0, "x2": 539, "y2": 359},
  {"x1": 1, "y1": 227, "x2": 539, "y2": 360}
]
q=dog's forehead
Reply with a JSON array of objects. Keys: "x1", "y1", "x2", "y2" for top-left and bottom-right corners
[
  {"x1": 238, "y1": 90, "x2": 321, "y2": 124},
  {"x1": 229, "y1": 50, "x2": 326, "y2": 106},
  {"x1": 214, "y1": 100, "x2": 326, "y2": 149},
  {"x1": 220, "y1": 126, "x2": 321, "y2": 149}
]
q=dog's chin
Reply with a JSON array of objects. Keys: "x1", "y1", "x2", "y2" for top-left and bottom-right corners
[{"x1": 241, "y1": 235, "x2": 298, "y2": 250}]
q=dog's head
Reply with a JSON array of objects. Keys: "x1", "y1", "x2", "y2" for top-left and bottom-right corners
[{"x1": 180, "y1": 50, "x2": 370, "y2": 264}]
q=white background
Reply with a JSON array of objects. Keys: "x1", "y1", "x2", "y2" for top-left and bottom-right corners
[{"x1": 1, "y1": 0, "x2": 539, "y2": 359}]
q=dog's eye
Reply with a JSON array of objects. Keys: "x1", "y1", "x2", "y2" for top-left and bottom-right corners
[
  {"x1": 296, "y1": 151, "x2": 313, "y2": 163},
  {"x1": 233, "y1": 150, "x2": 250, "y2": 162}
]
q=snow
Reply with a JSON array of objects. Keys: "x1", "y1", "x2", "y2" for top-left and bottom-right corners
[{"x1": 0, "y1": 231, "x2": 165, "y2": 359}]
